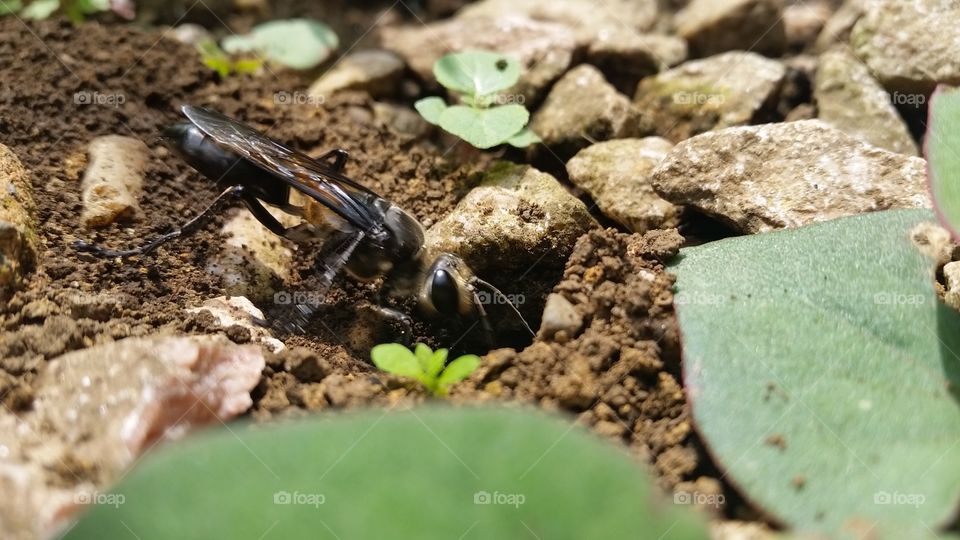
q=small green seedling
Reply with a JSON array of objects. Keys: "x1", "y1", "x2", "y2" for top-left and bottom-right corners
[
  {"x1": 4, "y1": 0, "x2": 117, "y2": 22},
  {"x1": 371, "y1": 343, "x2": 480, "y2": 397},
  {"x1": 926, "y1": 85, "x2": 960, "y2": 239},
  {"x1": 415, "y1": 50, "x2": 540, "y2": 149},
  {"x1": 222, "y1": 18, "x2": 338, "y2": 70},
  {"x1": 196, "y1": 38, "x2": 263, "y2": 79}
]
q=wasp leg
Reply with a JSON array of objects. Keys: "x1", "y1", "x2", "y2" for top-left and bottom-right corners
[
  {"x1": 317, "y1": 149, "x2": 349, "y2": 172},
  {"x1": 369, "y1": 305, "x2": 414, "y2": 345},
  {"x1": 263, "y1": 232, "x2": 367, "y2": 334},
  {"x1": 73, "y1": 184, "x2": 249, "y2": 258}
]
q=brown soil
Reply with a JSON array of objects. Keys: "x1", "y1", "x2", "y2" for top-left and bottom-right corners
[{"x1": 0, "y1": 12, "x2": 722, "y2": 525}]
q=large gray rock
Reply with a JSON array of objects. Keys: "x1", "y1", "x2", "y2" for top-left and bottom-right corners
[
  {"x1": 426, "y1": 162, "x2": 598, "y2": 272},
  {"x1": 633, "y1": 52, "x2": 786, "y2": 142},
  {"x1": 307, "y1": 49, "x2": 405, "y2": 100},
  {"x1": 675, "y1": 0, "x2": 787, "y2": 57},
  {"x1": 651, "y1": 120, "x2": 930, "y2": 233},
  {"x1": 851, "y1": 0, "x2": 960, "y2": 94},
  {"x1": 456, "y1": 0, "x2": 659, "y2": 47},
  {"x1": 380, "y1": 15, "x2": 576, "y2": 102},
  {"x1": 814, "y1": 46, "x2": 918, "y2": 155},
  {"x1": 530, "y1": 65, "x2": 641, "y2": 158},
  {"x1": 566, "y1": 138, "x2": 679, "y2": 233},
  {"x1": 0, "y1": 144, "x2": 36, "y2": 297}
]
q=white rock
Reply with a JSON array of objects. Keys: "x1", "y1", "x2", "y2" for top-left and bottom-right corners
[
  {"x1": 307, "y1": 50, "x2": 405, "y2": 100},
  {"x1": 206, "y1": 207, "x2": 296, "y2": 301},
  {"x1": 539, "y1": 293, "x2": 583, "y2": 341},
  {"x1": 651, "y1": 120, "x2": 930, "y2": 233},
  {"x1": 851, "y1": 0, "x2": 960, "y2": 94},
  {"x1": 80, "y1": 135, "x2": 149, "y2": 228},
  {"x1": 186, "y1": 296, "x2": 285, "y2": 352},
  {"x1": 457, "y1": 0, "x2": 659, "y2": 47},
  {"x1": 566, "y1": 138, "x2": 678, "y2": 233},
  {"x1": 380, "y1": 15, "x2": 576, "y2": 102}
]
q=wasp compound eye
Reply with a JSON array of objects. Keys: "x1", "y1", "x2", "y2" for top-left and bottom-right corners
[{"x1": 429, "y1": 269, "x2": 460, "y2": 315}]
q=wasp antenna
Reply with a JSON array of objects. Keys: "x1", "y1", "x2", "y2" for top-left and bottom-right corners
[{"x1": 471, "y1": 277, "x2": 535, "y2": 337}]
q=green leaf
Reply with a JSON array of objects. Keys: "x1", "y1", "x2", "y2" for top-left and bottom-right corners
[
  {"x1": 370, "y1": 344, "x2": 424, "y2": 380},
  {"x1": 414, "y1": 96, "x2": 447, "y2": 125},
  {"x1": 506, "y1": 127, "x2": 540, "y2": 148},
  {"x1": 419, "y1": 345, "x2": 447, "y2": 379},
  {"x1": 926, "y1": 85, "x2": 960, "y2": 240},
  {"x1": 438, "y1": 104, "x2": 529, "y2": 149},
  {"x1": 222, "y1": 18, "x2": 338, "y2": 70},
  {"x1": 433, "y1": 50, "x2": 520, "y2": 97},
  {"x1": 0, "y1": 0, "x2": 24, "y2": 15},
  {"x1": 671, "y1": 209, "x2": 960, "y2": 537},
  {"x1": 435, "y1": 354, "x2": 480, "y2": 395},
  {"x1": 63, "y1": 407, "x2": 710, "y2": 540},
  {"x1": 20, "y1": 0, "x2": 58, "y2": 19},
  {"x1": 232, "y1": 57, "x2": 264, "y2": 75},
  {"x1": 414, "y1": 343, "x2": 434, "y2": 372}
]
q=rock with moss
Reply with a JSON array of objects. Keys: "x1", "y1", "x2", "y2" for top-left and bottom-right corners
[
  {"x1": 850, "y1": 0, "x2": 960, "y2": 94},
  {"x1": 530, "y1": 65, "x2": 641, "y2": 159},
  {"x1": 675, "y1": 0, "x2": 786, "y2": 57},
  {"x1": 633, "y1": 52, "x2": 786, "y2": 142},
  {"x1": 566, "y1": 138, "x2": 678, "y2": 233},
  {"x1": 814, "y1": 46, "x2": 918, "y2": 155},
  {"x1": 0, "y1": 144, "x2": 37, "y2": 297},
  {"x1": 426, "y1": 162, "x2": 598, "y2": 273}
]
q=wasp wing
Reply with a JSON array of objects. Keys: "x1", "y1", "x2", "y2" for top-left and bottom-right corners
[{"x1": 182, "y1": 105, "x2": 382, "y2": 231}]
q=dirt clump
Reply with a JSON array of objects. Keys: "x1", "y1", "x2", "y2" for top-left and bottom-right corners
[{"x1": 451, "y1": 227, "x2": 704, "y2": 490}]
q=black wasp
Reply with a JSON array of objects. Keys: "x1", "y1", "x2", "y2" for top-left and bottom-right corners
[{"x1": 74, "y1": 105, "x2": 532, "y2": 339}]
